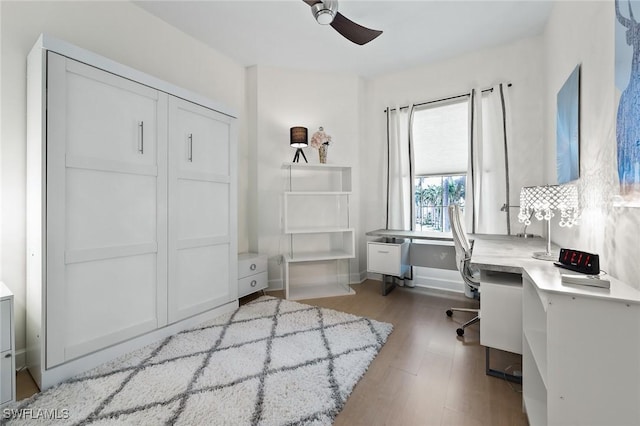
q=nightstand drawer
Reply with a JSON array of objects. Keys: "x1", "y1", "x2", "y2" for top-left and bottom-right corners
[
  {"x1": 238, "y1": 271, "x2": 268, "y2": 298},
  {"x1": 238, "y1": 253, "x2": 267, "y2": 279}
]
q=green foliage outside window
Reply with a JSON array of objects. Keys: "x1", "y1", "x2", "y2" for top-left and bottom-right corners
[{"x1": 414, "y1": 175, "x2": 466, "y2": 232}]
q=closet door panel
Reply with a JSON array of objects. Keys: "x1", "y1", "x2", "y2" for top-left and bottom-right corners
[
  {"x1": 168, "y1": 97, "x2": 236, "y2": 324},
  {"x1": 174, "y1": 246, "x2": 231, "y2": 318},
  {"x1": 175, "y1": 107, "x2": 230, "y2": 177},
  {"x1": 65, "y1": 59, "x2": 158, "y2": 168},
  {"x1": 65, "y1": 169, "x2": 157, "y2": 252},
  {"x1": 46, "y1": 52, "x2": 168, "y2": 367},
  {"x1": 63, "y1": 254, "x2": 157, "y2": 360},
  {"x1": 177, "y1": 180, "x2": 229, "y2": 241}
]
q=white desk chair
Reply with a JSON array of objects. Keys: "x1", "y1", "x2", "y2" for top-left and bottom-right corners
[{"x1": 446, "y1": 204, "x2": 480, "y2": 336}]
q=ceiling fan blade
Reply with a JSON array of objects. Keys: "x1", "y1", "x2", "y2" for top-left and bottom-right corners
[
  {"x1": 330, "y1": 12, "x2": 382, "y2": 45},
  {"x1": 302, "y1": 0, "x2": 321, "y2": 6}
]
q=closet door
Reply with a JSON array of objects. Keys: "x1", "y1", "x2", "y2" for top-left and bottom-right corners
[
  {"x1": 46, "y1": 53, "x2": 168, "y2": 367},
  {"x1": 168, "y1": 96, "x2": 237, "y2": 323}
]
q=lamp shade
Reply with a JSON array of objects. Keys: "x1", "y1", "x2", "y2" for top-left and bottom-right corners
[
  {"x1": 290, "y1": 127, "x2": 308, "y2": 148},
  {"x1": 518, "y1": 184, "x2": 579, "y2": 261},
  {"x1": 518, "y1": 184, "x2": 579, "y2": 227}
]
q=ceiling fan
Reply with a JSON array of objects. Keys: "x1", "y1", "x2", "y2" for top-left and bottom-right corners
[{"x1": 302, "y1": 0, "x2": 383, "y2": 45}]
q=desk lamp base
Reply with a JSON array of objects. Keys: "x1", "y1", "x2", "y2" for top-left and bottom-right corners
[{"x1": 532, "y1": 251, "x2": 557, "y2": 261}]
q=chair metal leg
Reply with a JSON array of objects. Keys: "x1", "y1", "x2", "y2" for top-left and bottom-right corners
[
  {"x1": 448, "y1": 307, "x2": 478, "y2": 314},
  {"x1": 446, "y1": 307, "x2": 479, "y2": 336},
  {"x1": 460, "y1": 315, "x2": 480, "y2": 329}
]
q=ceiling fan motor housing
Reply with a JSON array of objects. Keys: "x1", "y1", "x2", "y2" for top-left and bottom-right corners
[{"x1": 312, "y1": 0, "x2": 339, "y2": 25}]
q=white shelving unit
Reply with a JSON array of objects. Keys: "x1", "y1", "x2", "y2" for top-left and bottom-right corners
[
  {"x1": 282, "y1": 163, "x2": 355, "y2": 300},
  {"x1": 522, "y1": 269, "x2": 640, "y2": 426}
]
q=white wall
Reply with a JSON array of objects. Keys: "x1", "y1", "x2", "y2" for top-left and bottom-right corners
[
  {"x1": 0, "y1": 1, "x2": 246, "y2": 365},
  {"x1": 361, "y1": 36, "x2": 547, "y2": 290},
  {"x1": 248, "y1": 65, "x2": 362, "y2": 288},
  {"x1": 544, "y1": 1, "x2": 640, "y2": 289}
]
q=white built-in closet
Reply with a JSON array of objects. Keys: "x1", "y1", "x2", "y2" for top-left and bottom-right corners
[{"x1": 26, "y1": 35, "x2": 238, "y2": 389}]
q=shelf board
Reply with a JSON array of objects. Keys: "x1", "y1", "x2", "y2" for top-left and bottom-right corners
[
  {"x1": 285, "y1": 251, "x2": 355, "y2": 262},
  {"x1": 287, "y1": 283, "x2": 356, "y2": 300},
  {"x1": 524, "y1": 328, "x2": 547, "y2": 388},
  {"x1": 286, "y1": 227, "x2": 354, "y2": 234},
  {"x1": 282, "y1": 162, "x2": 351, "y2": 171},
  {"x1": 523, "y1": 394, "x2": 547, "y2": 426},
  {"x1": 285, "y1": 191, "x2": 351, "y2": 196}
]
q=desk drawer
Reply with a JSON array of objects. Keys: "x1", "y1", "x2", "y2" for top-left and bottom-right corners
[
  {"x1": 238, "y1": 272, "x2": 268, "y2": 298},
  {"x1": 367, "y1": 239, "x2": 409, "y2": 276}
]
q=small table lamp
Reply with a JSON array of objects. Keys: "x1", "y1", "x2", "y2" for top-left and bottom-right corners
[
  {"x1": 518, "y1": 184, "x2": 579, "y2": 261},
  {"x1": 290, "y1": 126, "x2": 308, "y2": 163}
]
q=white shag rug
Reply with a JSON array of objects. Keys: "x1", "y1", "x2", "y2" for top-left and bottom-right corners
[{"x1": 4, "y1": 296, "x2": 392, "y2": 425}]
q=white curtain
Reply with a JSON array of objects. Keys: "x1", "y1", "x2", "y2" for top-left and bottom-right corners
[
  {"x1": 470, "y1": 84, "x2": 512, "y2": 234},
  {"x1": 386, "y1": 105, "x2": 414, "y2": 230},
  {"x1": 385, "y1": 105, "x2": 414, "y2": 287}
]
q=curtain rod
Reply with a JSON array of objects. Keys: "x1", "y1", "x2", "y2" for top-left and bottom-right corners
[{"x1": 383, "y1": 83, "x2": 513, "y2": 113}]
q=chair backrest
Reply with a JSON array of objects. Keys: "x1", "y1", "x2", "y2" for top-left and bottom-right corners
[{"x1": 448, "y1": 205, "x2": 479, "y2": 287}]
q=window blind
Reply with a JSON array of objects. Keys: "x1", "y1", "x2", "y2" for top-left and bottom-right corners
[{"x1": 412, "y1": 99, "x2": 469, "y2": 176}]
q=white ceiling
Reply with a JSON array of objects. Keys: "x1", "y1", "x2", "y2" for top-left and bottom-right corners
[{"x1": 135, "y1": 0, "x2": 553, "y2": 78}]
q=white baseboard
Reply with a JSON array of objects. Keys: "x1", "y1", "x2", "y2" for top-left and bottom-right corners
[
  {"x1": 268, "y1": 278, "x2": 284, "y2": 291},
  {"x1": 268, "y1": 273, "x2": 365, "y2": 293},
  {"x1": 366, "y1": 269, "x2": 465, "y2": 293}
]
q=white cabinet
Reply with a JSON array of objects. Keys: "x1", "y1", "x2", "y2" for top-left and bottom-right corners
[
  {"x1": 282, "y1": 163, "x2": 355, "y2": 300},
  {"x1": 238, "y1": 253, "x2": 268, "y2": 298},
  {"x1": 522, "y1": 273, "x2": 640, "y2": 426},
  {"x1": 479, "y1": 270, "x2": 522, "y2": 355},
  {"x1": 1, "y1": 283, "x2": 15, "y2": 408},
  {"x1": 45, "y1": 52, "x2": 167, "y2": 367},
  {"x1": 366, "y1": 237, "x2": 410, "y2": 276},
  {"x1": 168, "y1": 97, "x2": 237, "y2": 323},
  {"x1": 27, "y1": 35, "x2": 238, "y2": 389}
]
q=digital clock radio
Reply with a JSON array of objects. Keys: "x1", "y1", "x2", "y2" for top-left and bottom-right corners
[{"x1": 554, "y1": 248, "x2": 600, "y2": 275}]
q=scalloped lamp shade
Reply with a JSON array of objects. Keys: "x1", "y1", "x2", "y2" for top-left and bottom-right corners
[{"x1": 518, "y1": 184, "x2": 579, "y2": 260}]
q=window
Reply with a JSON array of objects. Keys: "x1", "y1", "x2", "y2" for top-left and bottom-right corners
[{"x1": 412, "y1": 98, "x2": 469, "y2": 232}]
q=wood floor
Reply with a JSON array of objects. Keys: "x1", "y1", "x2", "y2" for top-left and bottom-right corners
[
  {"x1": 15, "y1": 279, "x2": 527, "y2": 425},
  {"x1": 281, "y1": 280, "x2": 527, "y2": 426}
]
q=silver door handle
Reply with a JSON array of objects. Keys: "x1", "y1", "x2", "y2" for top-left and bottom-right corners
[
  {"x1": 378, "y1": 250, "x2": 389, "y2": 254},
  {"x1": 188, "y1": 133, "x2": 193, "y2": 162},
  {"x1": 138, "y1": 121, "x2": 144, "y2": 154},
  {"x1": 250, "y1": 280, "x2": 257, "y2": 287}
]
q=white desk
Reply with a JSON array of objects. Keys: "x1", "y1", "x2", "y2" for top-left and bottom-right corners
[
  {"x1": 470, "y1": 234, "x2": 552, "y2": 354},
  {"x1": 365, "y1": 228, "x2": 453, "y2": 242},
  {"x1": 471, "y1": 234, "x2": 640, "y2": 426},
  {"x1": 366, "y1": 229, "x2": 455, "y2": 294}
]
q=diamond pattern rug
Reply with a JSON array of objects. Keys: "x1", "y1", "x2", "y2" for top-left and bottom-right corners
[{"x1": 5, "y1": 296, "x2": 393, "y2": 425}]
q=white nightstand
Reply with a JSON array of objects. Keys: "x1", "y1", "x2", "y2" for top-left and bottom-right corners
[
  {"x1": 238, "y1": 253, "x2": 268, "y2": 298},
  {"x1": 0, "y1": 282, "x2": 15, "y2": 409}
]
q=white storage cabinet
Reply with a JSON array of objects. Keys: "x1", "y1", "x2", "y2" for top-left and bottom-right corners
[
  {"x1": 27, "y1": 35, "x2": 238, "y2": 389},
  {"x1": 0, "y1": 282, "x2": 15, "y2": 408},
  {"x1": 282, "y1": 163, "x2": 355, "y2": 300},
  {"x1": 479, "y1": 270, "x2": 522, "y2": 355},
  {"x1": 522, "y1": 272, "x2": 640, "y2": 425}
]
